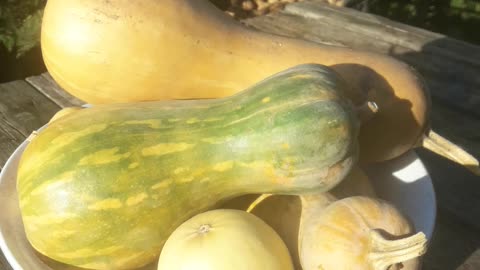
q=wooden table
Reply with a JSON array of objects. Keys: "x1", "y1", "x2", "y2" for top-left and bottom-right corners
[{"x1": 1, "y1": 1, "x2": 479, "y2": 269}]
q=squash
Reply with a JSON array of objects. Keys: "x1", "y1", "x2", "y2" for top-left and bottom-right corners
[
  {"x1": 220, "y1": 165, "x2": 375, "y2": 211},
  {"x1": 299, "y1": 196, "x2": 426, "y2": 270},
  {"x1": 238, "y1": 194, "x2": 425, "y2": 270},
  {"x1": 17, "y1": 64, "x2": 358, "y2": 269},
  {"x1": 246, "y1": 193, "x2": 336, "y2": 270},
  {"x1": 219, "y1": 166, "x2": 375, "y2": 269},
  {"x1": 41, "y1": 0, "x2": 421, "y2": 110},
  {"x1": 41, "y1": 0, "x2": 480, "y2": 175},
  {"x1": 157, "y1": 209, "x2": 294, "y2": 270}
]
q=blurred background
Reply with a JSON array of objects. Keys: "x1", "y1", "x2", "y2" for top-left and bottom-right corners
[{"x1": 1, "y1": 0, "x2": 479, "y2": 83}]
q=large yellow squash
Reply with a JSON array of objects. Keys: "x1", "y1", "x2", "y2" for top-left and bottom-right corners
[{"x1": 41, "y1": 0, "x2": 429, "y2": 163}]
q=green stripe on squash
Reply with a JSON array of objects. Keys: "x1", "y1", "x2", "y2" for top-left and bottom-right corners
[{"x1": 17, "y1": 64, "x2": 359, "y2": 269}]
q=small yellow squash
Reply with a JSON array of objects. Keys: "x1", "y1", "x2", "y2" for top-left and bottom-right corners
[
  {"x1": 299, "y1": 196, "x2": 427, "y2": 270},
  {"x1": 157, "y1": 209, "x2": 294, "y2": 270}
]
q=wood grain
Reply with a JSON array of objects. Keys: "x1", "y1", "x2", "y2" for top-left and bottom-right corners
[
  {"x1": 26, "y1": 73, "x2": 85, "y2": 108},
  {"x1": 417, "y1": 144, "x2": 480, "y2": 268},
  {"x1": 429, "y1": 98, "x2": 480, "y2": 159},
  {"x1": 0, "y1": 81, "x2": 60, "y2": 170},
  {"x1": 422, "y1": 209, "x2": 480, "y2": 270},
  {"x1": 0, "y1": 254, "x2": 12, "y2": 270},
  {"x1": 0, "y1": 81, "x2": 61, "y2": 269}
]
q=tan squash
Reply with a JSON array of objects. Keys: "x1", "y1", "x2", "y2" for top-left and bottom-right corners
[
  {"x1": 299, "y1": 196, "x2": 426, "y2": 270},
  {"x1": 219, "y1": 166, "x2": 375, "y2": 269},
  {"x1": 222, "y1": 193, "x2": 426, "y2": 270},
  {"x1": 247, "y1": 193, "x2": 335, "y2": 270},
  {"x1": 41, "y1": 0, "x2": 479, "y2": 174}
]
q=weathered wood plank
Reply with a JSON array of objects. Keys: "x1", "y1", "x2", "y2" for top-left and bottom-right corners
[
  {"x1": 0, "y1": 254, "x2": 12, "y2": 270},
  {"x1": 428, "y1": 97, "x2": 480, "y2": 158},
  {"x1": 0, "y1": 81, "x2": 60, "y2": 170},
  {"x1": 459, "y1": 250, "x2": 480, "y2": 270},
  {"x1": 26, "y1": 73, "x2": 85, "y2": 108},
  {"x1": 417, "y1": 147, "x2": 480, "y2": 230},
  {"x1": 422, "y1": 209, "x2": 480, "y2": 270},
  {"x1": 244, "y1": 0, "x2": 480, "y2": 117},
  {"x1": 0, "y1": 81, "x2": 61, "y2": 268},
  {"x1": 416, "y1": 147, "x2": 480, "y2": 269}
]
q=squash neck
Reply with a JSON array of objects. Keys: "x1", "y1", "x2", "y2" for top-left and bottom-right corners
[{"x1": 368, "y1": 230, "x2": 427, "y2": 270}]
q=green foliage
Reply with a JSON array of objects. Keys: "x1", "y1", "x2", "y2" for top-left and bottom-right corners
[
  {"x1": 0, "y1": 0, "x2": 46, "y2": 58},
  {"x1": 15, "y1": 9, "x2": 43, "y2": 57},
  {"x1": 365, "y1": 0, "x2": 480, "y2": 44},
  {"x1": 450, "y1": 0, "x2": 480, "y2": 12}
]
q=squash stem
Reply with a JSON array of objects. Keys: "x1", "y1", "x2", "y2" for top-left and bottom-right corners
[
  {"x1": 356, "y1": 101, "x2": 378, "y2": 124},
  {"x1": 246, "y1": 194, "x2": 273, "y2": 213},
  {"x1": 368, "y1": 230, "x2": 427, "y2": 270},
  {"x1": 198, "y1": 224, "x2": 212, "y2": 234},
  {"x1": 422, "y1": 130, "x2": 480, "y2": 176}
]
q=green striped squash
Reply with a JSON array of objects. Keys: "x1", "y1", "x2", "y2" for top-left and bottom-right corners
[{"x1": 17, "y1": 64, "x2": 359, "y2": 269}]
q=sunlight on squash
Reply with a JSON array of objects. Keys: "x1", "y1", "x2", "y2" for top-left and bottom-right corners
[{"x1": 157, "y1": 209, "x2": 294, "y2": 270}]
